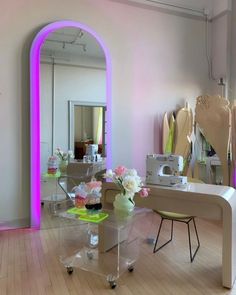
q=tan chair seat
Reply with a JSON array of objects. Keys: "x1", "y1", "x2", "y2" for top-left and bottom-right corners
[
  {"x1": 156, "y1": 177, "x2": 203, "y2": 219},
  {"x1": 153, "y1": 177, "x2": 203, "y2": 262},
  {"x1": 156, "y1": 210, "x2": 191, "y2": 219}
]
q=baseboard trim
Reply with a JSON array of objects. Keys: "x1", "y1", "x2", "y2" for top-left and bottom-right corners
[{"x1": 0, "y1": 218, "x2": 30, "y2": 231}]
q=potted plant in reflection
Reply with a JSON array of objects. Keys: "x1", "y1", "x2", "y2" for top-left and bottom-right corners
[{"x1": 54, "y1": 148, "x2": 74, "y2": 174}]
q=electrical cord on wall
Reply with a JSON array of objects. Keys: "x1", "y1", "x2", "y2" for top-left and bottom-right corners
[
  {"x1": 205, "y1": 15, "x2": 217, "y2": 82},
  {"x1": 204, "y1": 14, "x2": 229, "y2": 99}
]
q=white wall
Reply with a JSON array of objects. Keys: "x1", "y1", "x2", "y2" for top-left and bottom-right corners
[
  {"x1": 210, "y1": 2, "x2": 231, "y2": 97},
  {"x1": 211, "y1": 14, "x2": 228, "y2": 81},
  {"x1": 40, "y1": 63, "x2": 53, "y2": 174},
  {"x1": 55, "y1": 64, "x2": 106, "y2": 146},
  {"x1": 212, "y1": 0, "x2": 232, "y2": 17},
  {"x1": 0, "y1": 0, "x2": 211, "y2": 227}
]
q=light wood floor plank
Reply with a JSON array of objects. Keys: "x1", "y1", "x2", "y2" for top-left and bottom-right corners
[
  {"x1": 0, "y1": 232, "x2": 9, "y2": 279},
  {"x1": 2, "y1": 211, "x2": 236, "y2": 294},
  {"x1": 0, "y1": 276, "x2": 7, "y2": 295}
]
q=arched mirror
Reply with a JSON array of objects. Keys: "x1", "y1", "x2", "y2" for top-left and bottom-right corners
[{"x1": 30, "y1": 21, "x2": 111, "y2": 228}]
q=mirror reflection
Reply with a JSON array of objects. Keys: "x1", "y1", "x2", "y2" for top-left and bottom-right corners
[
  {"x1": 69, "y1": 102, "x2": 106, "y2": 160},
  {"x1": 40, "y1": 27, "x2": 106, "y2": 228}
]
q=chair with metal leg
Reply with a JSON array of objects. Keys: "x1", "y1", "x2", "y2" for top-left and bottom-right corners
[
  {"x1": 153, "y1": 211, "x2": 200, "y2": 262},
  {"x1": 153, "y1": 178, "x2": 202, "y2": 262}
]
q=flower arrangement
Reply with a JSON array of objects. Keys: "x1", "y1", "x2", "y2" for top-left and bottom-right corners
[
  {"x1": 55, "y1": 148, "x2": 74, "y2": 161},
  {"x1": 73, "y1": 178, "x2": 102, "y2": 210},
  {"x1": 104, "y1": 166, "x2": 150, "y2": 205}
]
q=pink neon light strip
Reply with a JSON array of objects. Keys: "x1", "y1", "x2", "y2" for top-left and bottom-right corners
[{"x1": 30, "y1": 20, "x2": 112, "y2": 228}]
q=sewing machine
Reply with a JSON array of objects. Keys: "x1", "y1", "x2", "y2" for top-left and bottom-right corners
[{"x1": 146, "y1": 154, "x2": 187, "y2": 186}]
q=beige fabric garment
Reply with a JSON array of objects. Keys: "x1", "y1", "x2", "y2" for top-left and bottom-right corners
[{"x1": 195, "y1": 95, "x2": 231, "y2": 186}]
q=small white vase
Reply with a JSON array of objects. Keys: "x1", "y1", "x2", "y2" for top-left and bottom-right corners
[{"x1": 113, "y1": 193, "x2": 135, "y2": 213}]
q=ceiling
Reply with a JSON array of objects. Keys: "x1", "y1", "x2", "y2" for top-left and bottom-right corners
[
  {"x1": 111, "y1": 0, "x2": 231, "y2": 18},
  {"x1": 41, "y1": 27, "x2": 105, "y2": 60}
]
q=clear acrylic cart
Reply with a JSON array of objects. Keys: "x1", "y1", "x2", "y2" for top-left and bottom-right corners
[{"x1": 56, "y1": 206, "x2": 148, "y2": 288}]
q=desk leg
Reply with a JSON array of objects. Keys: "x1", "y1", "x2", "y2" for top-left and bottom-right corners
[{"x1": 222, "y1": 206, "x2": 236, "y2": 288}]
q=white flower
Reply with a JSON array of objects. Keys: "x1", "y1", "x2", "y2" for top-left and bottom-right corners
[
  {"x1": 124, "y1": 169, "x2": 142, "y2": 186},
  {"x1": 54, "y1": 149, "x2": 60, "y2": 155},
  {"x1": 103, "y1": 165, "x2": 149, "y2": 203},
  {"x1": 104, "y1": 169, "x2": 114, "y2": 179},
  {"x1": 125, "y1": 169, "x2": 138, "y2": 177},
  {"x1": 68, "y1": 150, "x2": 73, "y2": 156},
  {"x1": 54, "y1": 148, "x2": 74, "y2": 161},
  {"x1": 123, "y1": 175, "x2": 141, "y2": 194},
  {"x1": 135, "y1": 175, "x2": 142, "y2": 186},
  {"x1": 68, "y1": 150, "x2": 74, "y2": 159}
]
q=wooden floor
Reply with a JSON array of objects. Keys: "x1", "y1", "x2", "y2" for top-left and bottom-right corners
[{"x1": 1, "y1": 212, "x2": 236, "y2": 295}]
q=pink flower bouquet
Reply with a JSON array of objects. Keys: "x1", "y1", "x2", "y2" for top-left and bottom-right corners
[{"x1": 104, "y1": 166, "x2": 150, "y2": 204}]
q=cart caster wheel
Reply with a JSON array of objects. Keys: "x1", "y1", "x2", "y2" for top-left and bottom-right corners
[
  {"x1": 128, "y1": 266, "x2": 134, "y2": 272},
  {"x1": 107, "y1": 275, "x2": 117, "y2": 289},
  {"x1": 109, "y1": 281, "x2": 117, "y2": 289},
  {"x1": 66, "y1": 267, "x2": 73, "y2": 275}
]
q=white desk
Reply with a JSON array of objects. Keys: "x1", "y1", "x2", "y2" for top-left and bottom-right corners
[{"x1": 101, "y1": 182, "x2": 236, "y2": 289}]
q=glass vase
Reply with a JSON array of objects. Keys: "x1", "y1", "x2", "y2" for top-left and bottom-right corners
[
  {"x1": 59, "y1": 160, "x2": 68, "y2": 174},
  {"x1": 113, "y1": 193, "x2": 135, "y2": 213}
]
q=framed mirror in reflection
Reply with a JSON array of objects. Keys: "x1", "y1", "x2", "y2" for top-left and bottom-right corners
[
  {"x1": 68, "y1": 101, "x2": 106, "y2": 160},
  {"x1": 40, "y1": 27, "x2": 106, "y2": 174}
]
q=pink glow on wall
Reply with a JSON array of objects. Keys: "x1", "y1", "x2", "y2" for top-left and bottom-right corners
[{"x1": 30, "y1": 20, "x2": 112, "y2": 228}]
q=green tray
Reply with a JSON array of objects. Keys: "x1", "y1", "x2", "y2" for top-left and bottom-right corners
[
  {"x1": 43, "y1": 171, "x2": 61, "y2": 178},
  {"x1": 78, "y1": 212, "x2": 109, "y2": 223},
  {"x1": 67, "y1": 207, "x2": 87, "y2": 215},
  {"x1": 67, "y1": 207, "x2": 109, "y2": 223}
]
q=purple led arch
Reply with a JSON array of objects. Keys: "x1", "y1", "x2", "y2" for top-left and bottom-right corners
[{"x1": 30, "y1": 20, "x2": 112, "y2": 228}]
